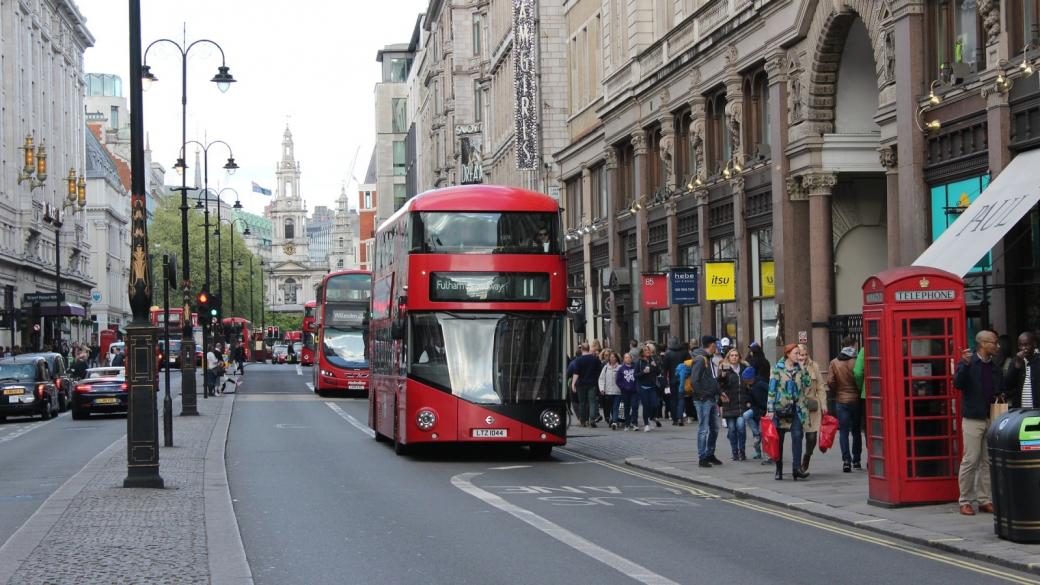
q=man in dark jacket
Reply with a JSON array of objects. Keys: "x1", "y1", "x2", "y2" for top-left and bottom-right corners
[
  {"x1": 1005, "y1": 331, "x2": 1039, "y2": 409},
  {"x1": 828, "y1": 337, "x2": 862, "y2": 472},
  {"x1": 661, "y1": 336, "x2": 691, "y2": 426},
  {"x1": 691, "y1": 335, "x2": 721, "y2": 467},
  {"x1": 953, "y1": 330, "x2": 1004, "y2": 516},
  {"x1": 567, "y1": 342, "x2": 602, "y2": 428}
]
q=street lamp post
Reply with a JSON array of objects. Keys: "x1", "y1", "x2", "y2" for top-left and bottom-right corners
[
  {"x1": 207, "y1": 187, "x2": 241, "y2": 315},
  {"x1": 216, "y1": 216, "x2": 250, "y2": 323},
  {"x1": 248, "y1": 256, "x2": 255, "y2": 325},
  {"x1": 42, "y1": 170, "x2": 87, "y2": 352},
  {"x1": 143, "y1": 31, "x2": 235, "y2": 415}
]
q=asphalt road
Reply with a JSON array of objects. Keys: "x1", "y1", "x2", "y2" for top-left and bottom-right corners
[
  {"x1": 227, "y1": 364, "x2": 1038, "y2": 585},
  {"x1": 0, "y1": 370, "x2": 183, "y2": 545}
]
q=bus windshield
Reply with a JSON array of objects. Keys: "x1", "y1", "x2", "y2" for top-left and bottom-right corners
[
  {"x1": 326, "y1": 274, "x2": 371, "y2": 302},
  {"x1": 322, "y1": 327, "x2": 367, "y2": 368},
  {"x1": 414, "y1": 212, "x2": 559, "y2": 254},
  {"x1": 409, "y1": 313, "x2": 563, "y2": 404}
]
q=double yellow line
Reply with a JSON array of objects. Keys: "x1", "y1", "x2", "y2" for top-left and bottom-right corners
[{"x1": 558, "y1": 448, "x2": 1039, "y2": 585}]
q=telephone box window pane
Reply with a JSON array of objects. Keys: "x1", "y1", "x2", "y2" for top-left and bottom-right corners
[
  {"x1": 908, "y1": 379, "x2": 946, "y2": 398},
  {"x1": 870, "y1": 400, "x2": 882, "y2": 417},
  {"x1": 868, "y1": 359, "x2": 880, "y2": 377},
  {"x1": 869, "y1": 376, "x2": 882, "y2": 396},
  {"x1": 867, "y1": 319, "x2": 879, "y2": 337},
  {"x1": 914, "y1": 439, "x2": 952, "y2": 459},
  {"x1": 871, "y1": 438, "x2": 884, "y2": 457},
  {"x1": 868, "y1": 339, "x2": 880, "y2": 356},
  {"x1": 913, "y1": 418, "x2": 952, "y2": 437},
  {"x1": 909, "y1": 319, "x2": 945, "y2": 337},
  {"x1": 915, "y1": 459, "x2": 952, "y2": 478},
  {"x1": 871, "y1": 459, "x2": 885, "y2": 476},
  {"x1": 909, "y1": 339, "x2": 947, "y2": 357},
  {"x1": 870, "y1": 419, "x2": 884, "y2": 437},
  {"x1": 907, "y1": 399, "x2": 948, "y2": 417}
]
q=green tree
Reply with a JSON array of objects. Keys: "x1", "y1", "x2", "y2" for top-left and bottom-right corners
[{"x1": 267, "y1": 312, "x2": 302, "y2": 334}]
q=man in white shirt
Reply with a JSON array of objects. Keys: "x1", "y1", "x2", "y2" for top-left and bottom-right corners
[
  {"x1": 1007, "y1": 332, "x2": 1039, "y2": 410},
  {"x1": 206, "y1": 343, "x2": 223, "y2": 396}
]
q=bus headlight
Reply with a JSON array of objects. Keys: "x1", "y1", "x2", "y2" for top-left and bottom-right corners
[
  {"x1": 416, "y1": 409, "x2": 437, "y2": 431},
  {"x1": 321, "y1": 369, "x2": 335, "y2": 378},
  {"x1": 540, "y1": 409, "x2": 561, "y2": 430}
]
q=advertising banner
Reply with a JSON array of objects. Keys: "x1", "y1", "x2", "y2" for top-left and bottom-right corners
[
  {"x1": 760, "y1": 261, "x2": 775, "y2": 298},
  {"x1": 669, "y1": 267, "x2": 698, "y2": 305},
  {"x1": 641, "y1": 274, "x2": 669, "y2": 308},
  {"x1": 705, "y1": 262, "x2": 736, "y2": 301},
  {"x1": 513, "y1": 0, "x2": 538, "y2": 169}
]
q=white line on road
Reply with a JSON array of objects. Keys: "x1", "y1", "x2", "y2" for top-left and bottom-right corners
[
  {"x1": 451, "y1": 472, "x2": 680, "y2": 585},
  {"x1": 0, "y1": 412, "x2": 68, "y2": 445},
  {"x1": 325, "y1": 402, "x2": 375, "y2": 438},
  {"x1": 305, "y1": 382, "x2": 314, "y2": 392},
  {"x1": 489, "y1": 465, "x2": 532, "y2": 470},
  {"x1": 296, "y1": 365, "x2": 302, "y2": 376}
]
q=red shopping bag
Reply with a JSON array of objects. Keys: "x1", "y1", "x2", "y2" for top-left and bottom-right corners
[
  {"x1": 819, "y1": 413, "x2": 839, "y2": 452},
  {"x1": 761, "y1": 416, "x2": 780, "y2": 461}
]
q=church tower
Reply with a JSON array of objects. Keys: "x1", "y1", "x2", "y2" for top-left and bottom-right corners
[
  {"x1": 329, "y1": 185, "x2": 359, "y2": 272},
  {"x1": 268, "y1": 126, "x2": 315, "y2": 309}
]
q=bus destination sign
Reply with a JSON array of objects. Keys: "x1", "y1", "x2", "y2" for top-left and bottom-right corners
[
  {"x1": 430, "y1": 272, "x2": 549, "y2": 303},
  {"x1": 328, "y1": 308, "x2": 366, "y2": 326}
]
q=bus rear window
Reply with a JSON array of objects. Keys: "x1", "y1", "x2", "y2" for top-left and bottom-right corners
[
  {"x1": 414, "y1": 212, "x2": 559, "y2": 254},
  {"x1": 326, "y1": 274, "x2": 371, "y2": 302}
]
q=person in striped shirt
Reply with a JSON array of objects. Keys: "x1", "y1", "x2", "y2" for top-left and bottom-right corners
[{"x1": 1006, "y1": 332, "x2": 1040, "y2": 410}]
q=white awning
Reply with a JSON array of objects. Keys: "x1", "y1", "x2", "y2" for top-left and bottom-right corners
[{"x1": 913, "y1": 149, "x2": 1040, "y2": 277}]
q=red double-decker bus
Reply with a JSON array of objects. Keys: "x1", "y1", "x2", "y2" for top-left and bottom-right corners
[
  {"x1": 222, "y1": 317, "x2": 253, "y2": 361},
  {"x1": 313, "y1": 270, "x2": 372, "y2": 396},
  {"x1": 368, "y1": 185, "x2": 566, "y2": 457},
  {"x1": 301, "y1": 300, "x2": 317, "y2": 366}
]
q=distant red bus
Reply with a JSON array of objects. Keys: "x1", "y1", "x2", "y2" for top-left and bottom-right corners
[
  {"x1": 313, "y1": 270, "x2": 371, "y2": 396},
  {"x1": 301, "y1": 301, "x2": 317, "y2": 366},
  {"x1": 222, "y1": 317, "x2": 253, "y2": 361},
  {"x1": 368, "y1": 185, "x2": 566, "y2": 457}
]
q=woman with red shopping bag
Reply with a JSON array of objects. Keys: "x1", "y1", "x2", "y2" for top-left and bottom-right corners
[{"x1": 765, "y1": 344, "x2": 813, "y2": 481}]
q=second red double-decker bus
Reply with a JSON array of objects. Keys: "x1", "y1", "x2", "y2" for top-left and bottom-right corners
[
  {"x1": 301, "y1": 301, "x2": 317, "y2": 366},
  {"x1": 222, "y1": 317, "x2": 253, "y2": 361},
  {"x1": 313, "y1": 270, "x2": 372, "y2": 396},
  {"x1": 369, "y1": 185, "x2": 566, "y2": 457}
]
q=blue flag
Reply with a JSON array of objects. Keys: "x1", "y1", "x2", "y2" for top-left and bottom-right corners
[{"x1": 251, "y1": 181, "x2": 272, "y2": 196}]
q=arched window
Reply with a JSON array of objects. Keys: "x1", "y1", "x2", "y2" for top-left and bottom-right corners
[
  {"x1": 284, "y1": 219, "x2": 295, "y2": 240},
  {"x1": 338, "y1": 237, "x2": 344, "y2": 248},
  {"x1": 336, "y1": 259, "x2": 344, "y2": 269},
  {"x1": 284, "y1": 277, "x2": 298, "y2": 304}
]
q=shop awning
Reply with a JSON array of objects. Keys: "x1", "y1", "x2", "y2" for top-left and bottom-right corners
[
  {"x1": 913, "y1": 149, "x2": 1040, "y2": 277},
  {"x1": 37, "y1": 302, "x2": 86, "y2": 317}
]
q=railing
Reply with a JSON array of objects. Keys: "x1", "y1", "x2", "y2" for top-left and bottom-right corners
[
  {"x1": 698, "y1": 0, "x2": 730, "y2": 35},
  {"x1": 828, "y1": 314, "x2": 863, "y2": 359}
]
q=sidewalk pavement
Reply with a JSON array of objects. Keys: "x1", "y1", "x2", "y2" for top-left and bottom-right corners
[
  {"x1": 0, "y1": 388, "x2": 252, "y2": 585},
  {"x1": 564, "y1": 418, "x2": 1040, "y2": 575}
]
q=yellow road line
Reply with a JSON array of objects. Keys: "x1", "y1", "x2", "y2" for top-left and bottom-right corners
[{"x1": 558, "y1": 448, "x2": 1039, "y2": 585}]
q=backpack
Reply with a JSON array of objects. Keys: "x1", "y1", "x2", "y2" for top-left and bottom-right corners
[{"x1": 676, "y1": 361, "x2": 692, "y2": 395}]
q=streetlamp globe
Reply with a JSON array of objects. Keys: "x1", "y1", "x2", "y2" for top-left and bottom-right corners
[
  {"x1": 223, "y1": 156, "x2": 238, "y2": 174},
  {"x1": 140, "y1": 65, "x2": 157, "y2": 90},
  {"x1": 211, "y1": 66, "x2": 235, "y2": 93}
]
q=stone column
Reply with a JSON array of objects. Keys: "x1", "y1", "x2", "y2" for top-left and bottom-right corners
[
  {"x1": 632, "y1": 129, "x2": 651, "y2": 341},
  {"x1": 986, "y1": 89, "x2": 1012, "y2": 330},
  {"x1": 893, "y1": 0, "x2": 929, "y2": 265},
  {"x1": 731, "y1": 175, "x2": 750, "y2": 346},
  {"x1": 724, "y1": 74, "x2": 745, "y2": 163},
  {"x1": 665, "y1": 199, "x2": 681, "y2": 339},
  {"x1": 659, "y1": 117, "x2": 677, "y2": 192},
  {"x1": 604, "y1": 147, "x2": 622, "y2": 345},
  {"x1": 696, "y1": 189, "x2": 712, "y2": 337},
  {"x1": 804, "y1": 171, "x2": 838, "y2": 365},
  {"x1": 879, "y1": 145, "x2": 900, "y2": 269}
]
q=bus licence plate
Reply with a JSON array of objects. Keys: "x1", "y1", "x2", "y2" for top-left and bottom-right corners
[
  {"x1": 472, "y1": 429, "x2": 507, "y2": 438},
  {"x1": 94, "y1": 398, "x2": 119, "y2": 405}
]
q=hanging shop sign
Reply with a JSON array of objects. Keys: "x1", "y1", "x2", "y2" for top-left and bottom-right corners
[
  {"x1": 760, "y1": 261, "x2": 775, "y2": 298},
  {"x1": 641, "y1": 274, "x2": 669, "y2": 308},
  {"x1": 669, "y1": 267, "x2": 699, "y2": 305},
  {"x1": 704, "y1": 261, "x2": 736, "y2": 302},
  {"x1": 513, "y1": 0, "x2": 538, "y2": 170}
]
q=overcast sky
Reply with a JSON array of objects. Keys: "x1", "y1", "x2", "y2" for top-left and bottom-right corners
[{"x1": 77, "y1": 0, "x2": 427, "y2": 216}]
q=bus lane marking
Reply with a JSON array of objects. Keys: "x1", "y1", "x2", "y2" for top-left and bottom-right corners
[
  {"x1": 452, "y1": 472, "x2": 680, "y2": 585},
  {"x1": 296, "y1": 365, "x2": 303, "y2": 376},
  {"x1": 480, "y1": 484, "x2": 700, "y2": 508},
  {"x1": 325, "y1": 401, "x2": 375, "y2": 438},
  {"x1": 0, "y1": 412, "x2": 67, "y2": 445},
  {"x1": 305, "y1": 382, "x2": 315, "y2": 392}
]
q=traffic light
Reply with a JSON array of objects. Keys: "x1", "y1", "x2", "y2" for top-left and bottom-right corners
[
  {"x1": 209, "y1": 293, "x2": 222, "y2": 325},
  {"x1": 197, "y1": 290, "x2": 210, "y2": 317}
]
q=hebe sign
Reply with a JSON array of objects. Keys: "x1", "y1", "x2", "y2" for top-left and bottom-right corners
[
  {"x1": 641, "y1": 274, "x2": 668, "y2": 308},
  {"x1": 670, "y1": 267, "x2": 698, "y2": 305}
]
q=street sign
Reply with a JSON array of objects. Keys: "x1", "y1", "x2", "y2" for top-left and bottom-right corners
[
  {"x1": 23, "y1": 292, "x2": 64, "y2": 304},
  {"x1": 567, "y1": 296, "x2": 584, "y2": 316},
  {"x1": 91, "y1": 290, "x2": 102, "y2": 303}
]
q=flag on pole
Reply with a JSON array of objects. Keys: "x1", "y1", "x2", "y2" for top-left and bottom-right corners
[{"x1": 251, "y1": 181, "x2": 272, "y2": 196}]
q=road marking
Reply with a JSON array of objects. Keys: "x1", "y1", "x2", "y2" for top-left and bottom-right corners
[
  {"x1": 325, "y1": 401, "x2": 375, "y2": 438},
  {"x1": 451, "y1": 472, "x2": 680, "y2": 585},
  {"x1": 274, "y1": 423, "x2": 309, "y2": 429},
  {"x1": 296, "y1": 365, "x2": 302, "y2": 376},
  {"x1": 558, "y1": 449, "x2": 718, "y2": 499},
  {"x1": 305, "y1": 382, "x2": 314, "y2": 392},
  {"x1": 489, "y1": 465, "x2": 532, "y2": 470},
  {"x1": 0, "y1": 412, "x2": 68, "y2": 445}
]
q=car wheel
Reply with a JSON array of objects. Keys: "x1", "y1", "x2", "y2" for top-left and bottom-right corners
[{"x1": 40, "y1": 402, "x2": 52, "y2": 421}]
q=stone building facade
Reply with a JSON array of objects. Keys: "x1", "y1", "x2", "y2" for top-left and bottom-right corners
[
  {"x1": 557, "y1": 0, "x2": 1039, "y2": 366},
  {"x1": 1, "y1": 0, "x2": 94, "y2": 348}
]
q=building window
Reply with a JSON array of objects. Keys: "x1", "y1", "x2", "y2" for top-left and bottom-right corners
[
  {"x1": 389, "y1": 58, "x2": 410, "y2": 82},
  {"x1": 565, "y1": 176, "x2": 582, "y2": 229},
  {"x1": 598, "y1": 165, "x2": 608, "y2": 219},
  {"x1": 705, "y1": 90, "x2": 730, "y2": 175},
  {"x1": 474, "y1": 81, "x2": 483, "y2": 123},
  {"x1": 928, "y1": 0, "x2": 983, "y2": 79},
  {"x1": 675, "y1": 109, "x2": 692, "y2": 182},
  {"x1": 743, "y1": 69, "x2": 770, "y2": 159},
  {"x1": 394, "y1": 184, "x2": 407, "y2": 211},
  {"x1": 110, "y1": 106, "x2": 119, "y2": 130},
  {"x1": 337, "y1": 259, "x2": 344, "y2": 269},
  {"x1": 284, "y1": 278, "x2": 298, "y2": 304},
  {"x1": 1011, "y1": 1, "x2": 1040, "y2": 50},
  {"x1": 646, "y1": 126, "x2": 663, "y2": 195},
  {"x1": 751, "y1": 228, "x2": 777, "y2": 364},
  {"x1": 284, "y1": 219, "x2": 295, "y2": 240},
  {"x1": 393, "y1": 141, "x2": 406, "y2": 176},
  {"x1": 392, "y1": 98, "x2": 407, "y2": 133},
  {"x1": 364, "y1": 191, "x2": 372, "y2": 208},
  {"x1": 616, "y1": 141, "x2": 635, "y2": 211},
  {"x1": 473, "y1": 13, "x2": 482, "y2": 56}
]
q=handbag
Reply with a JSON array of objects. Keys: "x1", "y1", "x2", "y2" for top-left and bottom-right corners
[
  {"x1": 805, "y1": 397, "x2": 820, "y2": 412},
  {"x1": 819, "y1": 413, "x2": 839, "y2": 451},
  {"x1": 990, "y1": 397, "x2": 1009, "y2": 421},
  {"x1": 761, "y1": 416, "x2": 781, "y2": 461}
]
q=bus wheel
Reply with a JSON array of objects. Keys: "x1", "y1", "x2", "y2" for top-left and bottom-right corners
[
  {"x1": 393, "y1": 399, "x2": 409, "y2": 456},
  {"x1": 529, "y1": 444, "x2": 553, "y2": 459}
]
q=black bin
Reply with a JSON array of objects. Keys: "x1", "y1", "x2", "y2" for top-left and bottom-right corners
[{"x1": 987, "y1": 408, "x2": 1040, "y2": 543}]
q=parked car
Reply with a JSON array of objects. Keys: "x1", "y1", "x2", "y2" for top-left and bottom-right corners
[
  {"x1": 271, "y1": 344, "x2": 289, "y2": 365},
  {"x1": 18, "y1": 352, "x2": 73, "y2": 412},
  {"x1": 0, "y1": 357, "x2": 61, "y2": 421},
  {"x1": 71, "y1": 367, "x2": 127, "y2": 420}
]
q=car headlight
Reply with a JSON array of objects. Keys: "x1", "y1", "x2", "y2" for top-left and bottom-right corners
[
  {"x1": 416, "y1": 409, "x2": 437, "y2": 431},
  {"x1": 540, "y1": 409, "x2": 561, "y2": 430}
]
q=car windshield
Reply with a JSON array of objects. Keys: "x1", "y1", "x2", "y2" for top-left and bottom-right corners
[
  {"x1": 88, "y1": 368, "x2": 123, "y2": 378},
  {"x1": 414, "y1": 212, "x2": 559, "y2": 254},
  {"x1": 0, "y1": 363, "x2": 37, "y2": 381},
  {"x1": 409, "y1": 313, "x2": 563, "y2": 404},
  {"x1": 322, "y1": 327, "x2": 366, "y2": 368}
]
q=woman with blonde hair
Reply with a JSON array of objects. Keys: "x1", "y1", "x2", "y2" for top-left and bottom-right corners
[
  {"x1": 718, "y1": 347, "x2": 750, "y2": 460},
  {"x1": 766, "y1": 344, "x2": 812, "y2": 480},
  {"x1": 797, "y1": 343, "x2": 828, "y2": 477}
]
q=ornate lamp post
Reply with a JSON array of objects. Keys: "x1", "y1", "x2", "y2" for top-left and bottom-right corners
[
  {"x1": 217, "y1": 217, "x2": 250, "y2": 320},
  {"x1": 17, "y1": 135, "x2": 48, "y2": 191},
  {"x1": 143, "y1": 33, "x2": 235, "y2": 415},
  {"x1": 41, "y1": 169, "x2": 87, "y2": 351}
]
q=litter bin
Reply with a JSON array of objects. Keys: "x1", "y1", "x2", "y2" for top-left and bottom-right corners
[{"x1": 987, "y1": 409, "x2": 1040, "y2": 543}]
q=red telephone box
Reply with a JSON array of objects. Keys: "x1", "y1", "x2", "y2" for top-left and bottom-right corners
[{"x1": 862, "y1": 267, "x2": 966, "y2": 507}]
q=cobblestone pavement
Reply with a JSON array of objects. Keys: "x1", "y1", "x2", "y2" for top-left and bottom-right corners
[
  {"x1": 562, "y1": 414, "x2": 1040, "y2": 575},
  {"x1": 4, "y1": 391, "x2": 224, "y2": 585}
]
